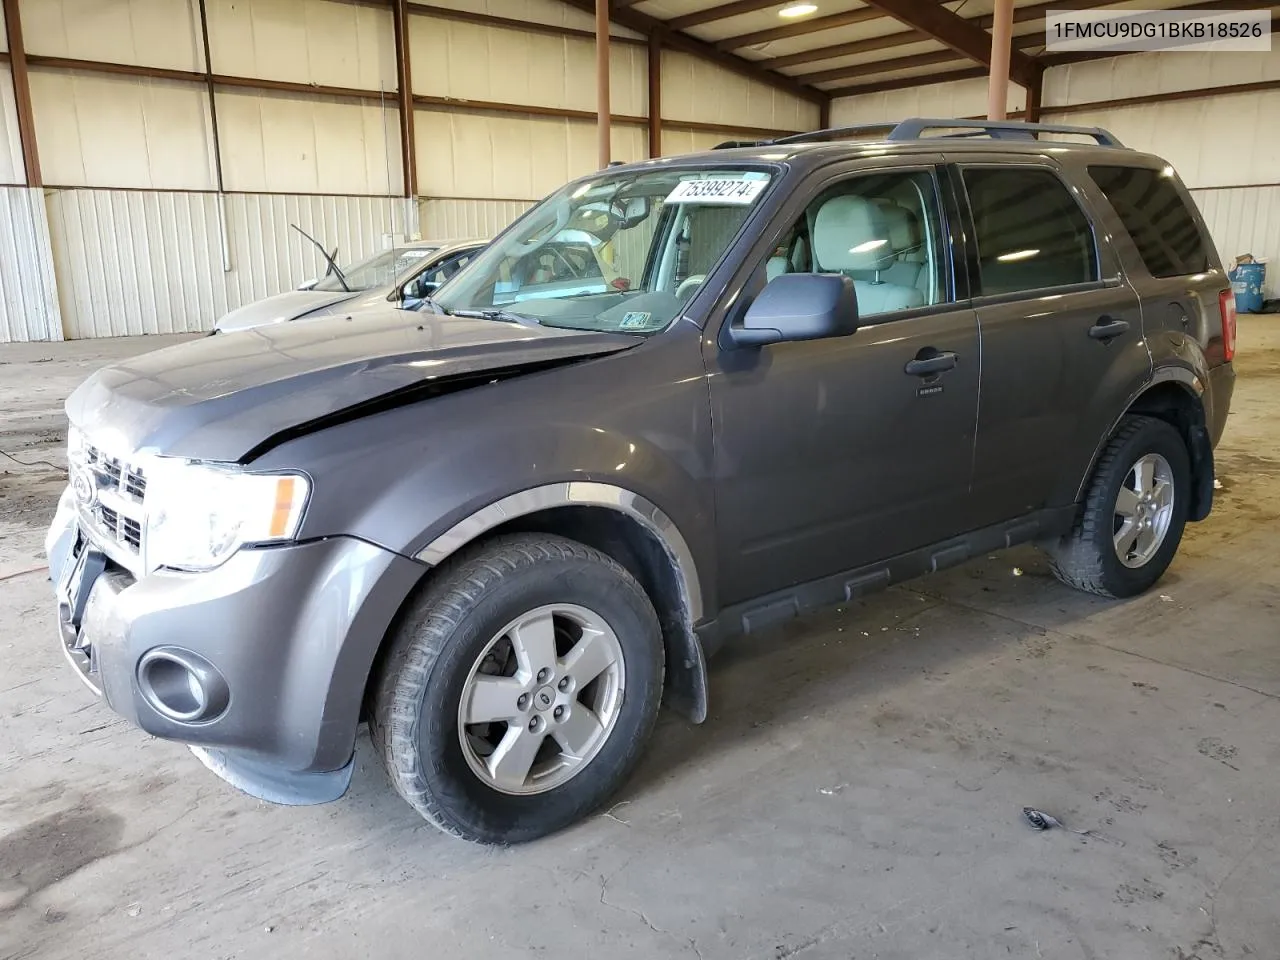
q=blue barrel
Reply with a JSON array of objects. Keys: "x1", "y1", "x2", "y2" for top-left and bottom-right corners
[{"x1": 1230, "y1": 261, "x2": 1266, "y2": 314}]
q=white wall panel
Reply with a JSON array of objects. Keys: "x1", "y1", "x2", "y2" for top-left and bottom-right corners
[
  {"x1": 30, "y1": 72, "x2": 214, "y2": 190},
  {"x1": 416, "y1": 110, "x2": 644, "y2": 200},
  {"x1": 1192, "y1": 187, "x2": 1280, "y2": 300},
  {"x1": 206, "y1": 0, "x2": 396, "y2": 91},
  {"x1": 830, "y1": 75, "x2": 1024, "y2": 126},
  {"x1": 411, "y1": 0, "x2": 645, "y2": 41},
  {"x1": 0, "y1": 188, "x2": 62, "y2": 341},
  {"x1": 662, "y1": 50, "x2": 819, "y2": 132},
  {"x1": 662, "y1": 128, "x2": 759, "y2": 157},
  {"x1": 217, "y1": 89, "x2": 402, "y2": 196},
  {"x1": 419, "y1": 197, "x2": 532, "y2": 240},
  {"x1": 47, "y1": 189, "x2": 410, "y2": 339},
  {"x1": 411, "y1": 17, "x2": 646, "y2": 117},
  {"x1": 0, "y1": 64, "x2": 23, "y2": 184},
  {"x1": 1044, "y1": 49, "x2": 1280, "y2": 108},
  {"x1": 1042, "y1": 94, "x2": 1280, "y2": 190},
  {"x1": 20, "y1": 0, "x2": 204, "y2": 72}
]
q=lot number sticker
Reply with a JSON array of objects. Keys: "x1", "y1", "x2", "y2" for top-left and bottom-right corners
[{"x1": 666, "y1": 179, "x2": 768, "y2": 205}]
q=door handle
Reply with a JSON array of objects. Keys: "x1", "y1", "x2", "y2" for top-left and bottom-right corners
[
  {"x1": 1088, "y1": 317, "x2": 1130, "y2": 341},
  {"x1": 904, "y1": 351, "x2": 958, "y2": 376}
]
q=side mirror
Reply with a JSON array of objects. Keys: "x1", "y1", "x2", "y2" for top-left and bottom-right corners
[
  {"x1": 729, "y1": 273, "x2": 859, "y2": 347},
  {"x1": 403, "y1": 278, "x2": 440, "y2": 303}
]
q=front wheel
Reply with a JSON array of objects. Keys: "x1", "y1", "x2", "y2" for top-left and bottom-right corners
[
  {"x1": 370, "y1": 534, "x2": 664, "y2": 843},
  {"x1": 1047, "y1": 415, "x2": 1191, "y2": 598}
]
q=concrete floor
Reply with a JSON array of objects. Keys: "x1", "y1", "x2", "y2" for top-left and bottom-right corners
[{"x1": 2, "y1": 321, "x2": 1278, "y2": 960}]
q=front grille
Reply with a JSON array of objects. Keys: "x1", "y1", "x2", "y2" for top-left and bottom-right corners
[{"x1": 71, "y1": 435, "x2": 148, "y2": 567}]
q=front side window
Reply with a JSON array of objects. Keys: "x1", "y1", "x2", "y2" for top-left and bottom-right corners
[
  {"x1": 435, "y1": 167, "x2": 775, "y2": 335},
  {"x1": 761, "y1": 169, "x2": 948, "y2": 319},
  {"x1": 962, "y1": 168, "x2": 1099, "y2": 296},
  {"x1": 314, "y1": 245, "x2": 442, "y2": 292},
  {"x1": 1089, "y1": 165, "x2": 1210, "y2": 278}
]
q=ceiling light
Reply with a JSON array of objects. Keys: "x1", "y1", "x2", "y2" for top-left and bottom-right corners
[{"x1": 778, "y1": 3, "x2": 818, "y2": 18}]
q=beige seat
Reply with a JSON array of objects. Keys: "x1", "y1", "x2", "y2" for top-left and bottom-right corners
[{"x1": 811, "y1": 195, "x2": 924, "y2": 316}]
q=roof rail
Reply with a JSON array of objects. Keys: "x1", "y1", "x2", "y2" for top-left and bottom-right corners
[
  {"x1": 713, "y1": 117, "x2": 1124, "y2": 150},
  {"x1": 887, "y1": 118, "x2": 1124, "y2": 147}
]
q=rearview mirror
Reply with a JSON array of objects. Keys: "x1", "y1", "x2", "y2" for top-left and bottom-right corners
[{"x1": 729, "y1": 273, "x2": 858, "y2": 347}]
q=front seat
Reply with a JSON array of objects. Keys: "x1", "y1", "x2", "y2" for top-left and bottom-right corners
[{"x1": 811, "y1": 195, "x2": 924, "y2": 316}]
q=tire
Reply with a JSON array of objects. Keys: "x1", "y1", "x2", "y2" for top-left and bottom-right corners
[
  {"x1": 370, "y1": 533, "x2": 665, "y2": 844},
  {"x1": 1048, "y1": 415, "x2": 1191, "y2": 599}
]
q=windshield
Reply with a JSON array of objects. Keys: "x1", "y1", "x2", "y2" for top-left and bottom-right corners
[
  {"x1": 433, "y1": 167, "x2": 774, "y2": 334},
  {"x1": 313, "y1": 245, "x2": 441, "y2": 292}
]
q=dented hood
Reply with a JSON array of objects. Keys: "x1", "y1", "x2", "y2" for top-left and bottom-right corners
[{"x1": 67, "y1": 307, "x2": 639, "y2": 462}]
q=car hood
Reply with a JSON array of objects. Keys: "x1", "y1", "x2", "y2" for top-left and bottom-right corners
[
  {"x1": 213, "y1": 289, "x2": 358, "y2": 332},
  {"x1": 68, "y1": 308, "x2": 640, "y2": 462}
]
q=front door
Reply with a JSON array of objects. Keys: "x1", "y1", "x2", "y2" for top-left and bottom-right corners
[
  {"x1": 705, "y1": 165, "x2": 982, "y2": 607},
  {"x1": 951, "y1": 160, "x2": 1149, "y2": 525}
]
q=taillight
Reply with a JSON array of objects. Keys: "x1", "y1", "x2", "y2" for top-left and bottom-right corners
[{"x1": 1218, "y1": 289, "x2": 1237, "y2": 362}]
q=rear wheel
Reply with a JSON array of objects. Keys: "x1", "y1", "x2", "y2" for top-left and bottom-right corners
[
  {"x1": 1048, "y1": 415, "x2": 1190, "y2": 598},
  {"x1": 370, "y1": 533, "x2": 664, "y2": 844}
]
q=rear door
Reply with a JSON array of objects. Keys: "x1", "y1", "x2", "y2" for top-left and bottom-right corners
[{"x1": 951, "y1": 158, "x2": 1150, "y2": 525}]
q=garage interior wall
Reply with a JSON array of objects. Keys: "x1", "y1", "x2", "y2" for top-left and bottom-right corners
[
  {"x1": 831, "y1": 49, "x2": 1280, "y2": 299},
  {"x1": 0, "y1": 0, "x2": 819, "y2": 342}
]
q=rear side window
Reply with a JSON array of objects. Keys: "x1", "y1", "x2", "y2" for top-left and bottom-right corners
[
  {"x1": 1089, "y1": 165, "x2": 1210, "y2": 278},
  {"x1": 962, "y1": 167, "x2": 1099, "y2": 296}
]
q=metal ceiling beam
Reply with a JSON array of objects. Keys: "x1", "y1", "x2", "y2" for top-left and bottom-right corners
[
  {"x1": 799, "y1": 49, "x2": 957, "y2": 85},
  {"x1": 668, "y1": 0, "x2": 791, "y2": 31},
  {"x1": 857, "y1": 0, "x2": 1037, "y2": 84},
  {"x1": 794, "y1": 29, "x2": 1047, "y2": 86},
  {"x1": 761, "y1": 0, "x2": 1122, "y2": 69},
  {"x1": 559, "y1": 0, "x2": 827, "y2": 103},
  {"x1": 823, "y1": 64, "x2": 987, "y2": 97},
  {"x1": 716, "y1": 8, "x2": 888, "y2": 50}
]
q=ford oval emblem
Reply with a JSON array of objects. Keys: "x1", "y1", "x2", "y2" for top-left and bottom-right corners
[{"x1": 71, "y1": 467, "x2": 96, "y2": 507}]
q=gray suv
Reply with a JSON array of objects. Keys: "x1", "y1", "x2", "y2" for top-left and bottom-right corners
[{"x1": 46, "y1": 119, "x2": 1236, "y2": 844}]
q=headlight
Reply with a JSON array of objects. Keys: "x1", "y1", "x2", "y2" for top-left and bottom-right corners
[{"x1": 144, "y1": 459, "x2": 310, "y2": 572}]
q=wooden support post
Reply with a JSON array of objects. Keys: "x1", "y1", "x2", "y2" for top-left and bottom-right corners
[
  {"x1": 1025, "y1": 65, "x2": 1044, "y2": 122},
  {"x1": 393, "y1": 0, "x2": 418, "y2": 198},
  {"x1": 819, "y1": 97, "x2": 831, "y2": 131},
  {"x1": 1, "y1": 0, "x2": 41, "y2": 186},
  {"x1": 647, "y1": 33, "x2": 661, "y2": 158},
  {"x1": 987, "y1": 0, "x2": 1014, "y2": 119},
  {"x1": 596, "y1": 0, "x2": 611, "y2": 167}
]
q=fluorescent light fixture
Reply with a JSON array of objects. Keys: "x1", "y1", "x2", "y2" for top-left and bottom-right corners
[
  {"x1": 996, "y1": 248, "x2": 1039, "y2": 262},
  {"x1": 778, "y1": 3, "x2": 818, "y2": 18},
  {"x1": 849, "y1": 238, "x2": 888, "y2": 254}
]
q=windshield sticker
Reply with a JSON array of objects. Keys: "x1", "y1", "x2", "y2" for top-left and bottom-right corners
[
  {"x1": 665, "y1": 179, "x2": 768, "y2": 205},
  {"x1": 619, "y1": 311, "x2": 653, "y2": 330}
]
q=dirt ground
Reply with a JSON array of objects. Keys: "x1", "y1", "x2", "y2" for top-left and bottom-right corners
[{"x1": 1, "y1": 322, "x2": 1278, "y2": 960}]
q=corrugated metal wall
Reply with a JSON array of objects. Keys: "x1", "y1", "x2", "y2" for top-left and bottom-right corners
[
  {"x1": 1191, "y1": 187, "x2": 1280, "y2": 299},
  {"x1": 0, "y1": 187, "x2": 63, "y2": 342},
  {"x1": 47, "y1": 190, "x2": 411, "y2": 339}
]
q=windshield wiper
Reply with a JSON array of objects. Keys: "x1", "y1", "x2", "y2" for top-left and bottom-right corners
[
  {"x1": 290, "y1": 223, "x2": 351, "y2": 293},
  {"x1": 447, "y1": 308, "x2": 539, "y2": 326}
]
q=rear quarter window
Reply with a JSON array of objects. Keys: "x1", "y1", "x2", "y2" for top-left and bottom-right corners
[{"x1": 1088, "y1": 165, "x2": 1211, "y2": 278}]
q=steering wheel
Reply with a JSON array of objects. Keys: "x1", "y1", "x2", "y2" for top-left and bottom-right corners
[{"x1": 675, "y1": 275, "x2": 706, "y2": 302}]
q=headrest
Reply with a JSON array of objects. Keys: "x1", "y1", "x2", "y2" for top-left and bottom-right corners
[
  {"x1": 812, "y1": 195, "x2": 896, "y2": 272},
  {"x1": 876, "y1": 201, "x2": 921, "y2": 253}
]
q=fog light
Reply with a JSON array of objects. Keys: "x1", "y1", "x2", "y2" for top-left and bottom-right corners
[{"x1": 137, "y1": 648, "x2": 230, "y2": 723}]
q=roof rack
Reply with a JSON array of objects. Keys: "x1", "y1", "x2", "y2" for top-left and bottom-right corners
[{"x1": 713, "y1": 117, "x2": 1124, "y2": 150}]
